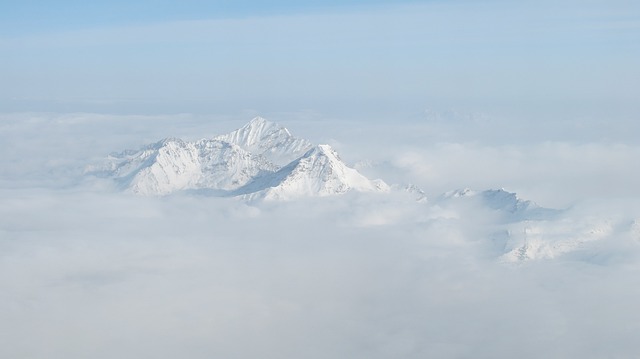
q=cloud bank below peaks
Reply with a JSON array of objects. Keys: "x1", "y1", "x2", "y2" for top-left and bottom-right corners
[
  {"x1": 2, "y1": 112, "x2": 640, "y2": 358},
  {"x1": 76, "y1": 113, "x2": 640, "y2": 265}
]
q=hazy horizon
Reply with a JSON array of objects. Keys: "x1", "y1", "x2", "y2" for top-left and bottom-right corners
[{"x1": 2, "y1": 0, "x2": 638, "y2": 119}]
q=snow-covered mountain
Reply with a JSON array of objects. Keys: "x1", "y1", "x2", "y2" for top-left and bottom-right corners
[
  {"x1": 499, "y1": 217, "x2": 615, "y2": 262},
  {"x1": 238, "y1": 144, "x2": 390, "y2": 201},
  {"x1": 440, "y1": 188, "x2": 560, "y2": 222},
  {"x1": 88, "y1": 117, "x2": 388, "y2": 199},
  {"x1": 435, "y1": 188, "x2": 611, "y2": 262}
]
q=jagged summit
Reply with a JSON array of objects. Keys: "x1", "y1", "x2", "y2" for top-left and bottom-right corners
[{"x1": 215, "y1": 116, "x2": 312, "y2": 166}]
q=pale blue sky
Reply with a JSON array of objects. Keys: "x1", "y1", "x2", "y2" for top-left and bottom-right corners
[
  {"x1": 1, "y1": 0, "x2": 639, "y2": 118},
  {"x1": 0, "y1": 0, "x2": 425, "y2": 35}
]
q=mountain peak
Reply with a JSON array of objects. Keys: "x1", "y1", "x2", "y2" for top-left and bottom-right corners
[
  {"x1": 237, "y1": 116, "x2": 291, "y2": 142},
  {"x1": 244, "y1": 116, "x2": 282, "y2": 133},
  {"x1": 250, "y1": 115, "x2": 267, "y2": 123},
  {"x1": 303, "y1": 144, "x2": 340, "y2": 160},
  {"x1": 215, "y1": 117, "x2": 311, "y2": 166},
  {"x1": 247, "y1": 116, "x2": 272, "y2": 127},
  {"x1": 242, "y1": 144, "x2": 389, "y2": 201}
]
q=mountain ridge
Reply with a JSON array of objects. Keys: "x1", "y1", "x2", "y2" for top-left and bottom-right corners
[
  {"x1": 88, "y1": 117, "x2": 388, "y2": 200},
  {"x1": 85, "y1": 117, "x2": 613, "y2": 262}
]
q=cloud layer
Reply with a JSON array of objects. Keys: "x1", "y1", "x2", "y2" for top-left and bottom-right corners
[
  {"x1": 2, "y1": 188, "x2": 640, "y2": 358},
  {"x1": 1, "y1": 112, "x2": 640, "y2": 358}
]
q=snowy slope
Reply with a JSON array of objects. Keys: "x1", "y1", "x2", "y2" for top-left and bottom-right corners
[
  {"x1": 89, "y1": 138, "x2": 276, "y2": 195},
  {"x1": 239, "y1": 144, "x2": 390, "y2": 201},
  {"x1": 215, "y1": 116, "x2": 312, "y2": 166}
]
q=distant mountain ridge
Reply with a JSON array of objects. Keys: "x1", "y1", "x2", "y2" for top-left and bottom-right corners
[{"x1": 440, "y1": 188, "x2": 561, "y2": 222}]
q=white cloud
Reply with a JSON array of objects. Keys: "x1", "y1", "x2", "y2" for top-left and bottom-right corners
[
  {"x1": 1, "y1": 112, "x2": 640, "y2": 358},
  {"x1": 2, "y1": 188, "x2": 640, "y2": 358}
]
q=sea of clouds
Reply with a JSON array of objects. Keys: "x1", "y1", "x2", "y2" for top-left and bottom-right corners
[{"x1": 1, "y1": 111, "x2": 639, "y2": 358}]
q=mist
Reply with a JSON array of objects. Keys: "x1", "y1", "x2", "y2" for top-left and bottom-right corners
[
  {"x1": 1, "y1": 111, "x2": 640, "y2": 358},
  {"x1": 2, "y1": 189, "x2": 640, "y2": 358}
]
